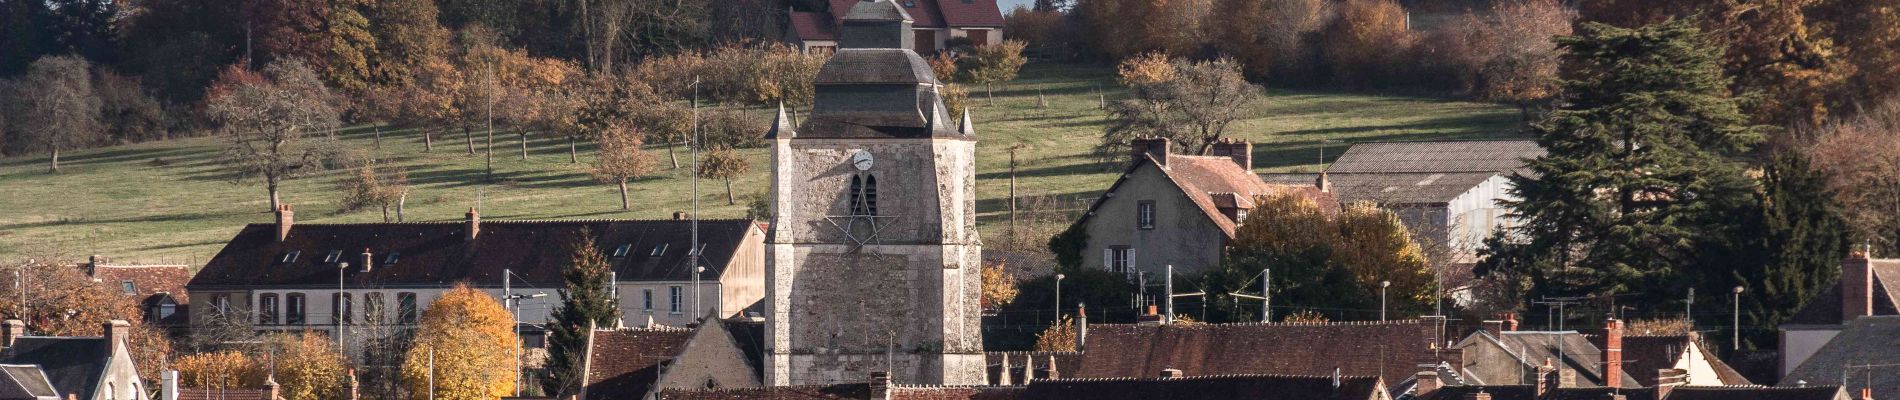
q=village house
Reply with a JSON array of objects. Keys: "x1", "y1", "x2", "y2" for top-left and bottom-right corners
[
  {"x1": 76, "y1": 256, "x2": 192, "y2": 332},
  {"x1": 578, "y1": 317, "x2": 765, "y2": 400},
  {"x1": 1782, "y1": 315, "x2": 1899, "y2": 400},
  {"x1": 1778, "y1": 252, "x2": 1900, "y2": 376},
  {"x1": 1454, "y1": 316, "x2": 1749, "y2": 390},
  {"x1": 787, "y1": 0, "x2": 1004, "y2": 54},
  {"x1": 0, "y1": 319, "x2": 147, "y2": 400},
  {"x1": 1071, "y1": 137, "x2": 1336, "y2": 281},
  {"x1": 184, "y1": 205, "x2": 766, "y2": 357}
]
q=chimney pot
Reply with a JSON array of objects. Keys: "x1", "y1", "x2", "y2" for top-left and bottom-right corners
[
  {"x1": 1603, "y1": 318, "x2": 1623, "y2": 388},
  {"x1": 275, "y1": 204, "x2": 295, "y2": 242},
  {"x1": 1557, "y1": 369, "x2": 1578, "y2": 388},
  {"x1": 1208, "y1": 139, "x2": 1253, "y2": 171},
  {"x1": 674, "y1": 211, "x2": 690, "y2": 220},
  {"x1": 1159, "y1": 368, "x2": 1183, "y2": 379},
  {"x1": 1482, "y1": 320, "x2": 1505, "y2": 337},
  {"x1": 1845, "y1": 256, "x2": 1875, "y2": 321},
  {"x1": 1, "y1": 320, "x2": 23, "y2": 348},
  {"x1": 1130, "y1": 137, "x2": 1171, "y2": 167},
  {"x1": 1534, "y1": 360, "x2": 1555, "y2": 397},
  {"x1": 1504, "y1": 313, "x2": 1519, "y2": 331},
  {"x1": 465, "y1": 208, "x2": 481, "y2": 241},
  {"x1": 1075, "y1": 303, "x2": 1088, "y2": 351},
  {"x1": 360, "y1": 248, "x2": 373, "y2": 273},
  {"x1": 1415, "y1": 370, "x2": 1441, "y2": 397}
]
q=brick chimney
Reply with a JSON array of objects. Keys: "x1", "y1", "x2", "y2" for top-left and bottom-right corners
[
  {"x1": 868, "y1": 372, "x2": 891, "y2": 400},
  {"x1": 1, "y1": 319, "x2": 22, "y2": 348},
  {"x1": 1558, "y1": 369, "x2": 1577, "y2": 388},
  {"x1": 1464, "y1": 390, "x2": 1491, "y2": 400},
  {"x1": 1481, "y1": 320, "x2": 1505, "y2": 337},
  {"x1": 359, "y1": 248, "x2": 374, "y2": 273},
  {"x1": 1137, "y1": 304, "x2": 1163, "y2": 326},
  {"x1": 1075, "y1": 303, "x2": 1088, "y2": 351},
  {"x1": 1655, "y1": 368, "x2": 1687, "y2": 398},
  {"x1": 347, "y1": 368, "x2": 360, "y2": 400},
  {"x1": 673, "y1": 211, "x2": 690, "y2": 220},
  {"x1": 1207, "y1": 139, "x2": 1252, "y2": 171},
  {"x1": 264, "y1": 375, "x2": 280, "y2": 400},
  {"x1": 87, "y1": 255, "x2": 103, "y2": 277},
  {"x1": 1130, "y1": 137, "x2": 1171, "y2": 167},
  {"x1": 275, "y1": 204, "x2": 295, "y2": 242},
  {"x1": 1861, "y1": 388, "x2": 1873, "y2": 400},
  {"x1": 104, "y1": 320, "x2": 129, "y2": 353},
  {"x1": 1503, "y1": 313, "x2": 1519, "y2": 331},
  {"x1": 1844, "y1": 252, "x2": 1874, "y2": 322},
  {"x1": 465, "y1": 208, "x2": 481, "y2": 241},
  {"x1": 1603, "y1": 318, "x2": 1623, "y2": 388},
  {"x1": 1415, "y1": 370, "x2": 1440, "y2": 398},
  {"x1": 1534, "y1": 359, "x2": 1555, "y2": 397},
  {"x1": 1159, "y1": 368, "x2": 1183, "y2": 379}
]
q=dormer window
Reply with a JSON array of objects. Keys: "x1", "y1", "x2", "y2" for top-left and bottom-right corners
[
  {"x1": 280, "y1": 251, "x2": 300, "y2": 264},
  {"x1": 613, "y1": 244, "x2": 633, "y2": 258},
  {"x1": 902, "y1": 0, "x2": 915, "y2": 6},
  {"x1": 121, "y1": 281, "x2": 136, "y2": 295},
  {"x1": 322, "y1": 250, "x2": 343, "y2": 263}
]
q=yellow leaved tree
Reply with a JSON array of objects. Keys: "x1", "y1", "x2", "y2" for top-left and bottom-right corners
[
  {"x1": 401, "y1": 283, "x2": 517, "y2": 400},
  {"x1": 270, "y1": 333, "x2": 349, "y2": 400}
]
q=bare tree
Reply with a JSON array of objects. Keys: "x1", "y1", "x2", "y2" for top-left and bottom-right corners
[
  {"x1": 12, "y1": 55, "x2": 104, "y2": 173},
  {"x1": 207, "y1": 59, "x2": 343, "y2": 212},
  {"x1": 1099, "y1": 55, "x2": 1263, "y2": 161}
]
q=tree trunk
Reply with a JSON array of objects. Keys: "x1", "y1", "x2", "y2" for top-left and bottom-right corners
[
  {"x1": 725, "y1": 178, "x2": 736, "y2": 205},
  {"x1": 49, "y1": 147, "x2": 59, "y2": 173},
  {"x1": 397, "y1": 193, "x2": 407, "y2": 222},
  {"x1": 268, "y1": 180, "x2": 281, "y2": 213},
  {"x1": 424, "y1": 127, "x2": 434, "y2": 152},
  {"x1": 569, "y1": 136, "x2": 579, "y2": 163},
  {"x1": 520, "y1": 130, "x2": 529, "y2": 160},
  {"x1": 667, "y1": 139, "x2": 680, "y2": 169},
  {"x1": 381, "y1": 204, "x2": 390, "y2": 222},
  {"x1": 618, "y1": 179, "x2": 630, "y2": 210},
  {"x1": 485, "y1": 127, "x2": 494, "y2": 178},
  {"x1": 465, "y1": 126, "x2": 475, "y2": 155},
  {"x1": 987, "y1": 84, "x2": 996, "y2": 106},
  {"x1": 374, "y1": 127, "x2": 382, "y2": 149}
]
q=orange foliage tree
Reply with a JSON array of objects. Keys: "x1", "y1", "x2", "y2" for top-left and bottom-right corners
[
  {"x1": 1321, "y1": 0, "x2": 1414, "y2": 87},
  {"x1": 400, "y1": 284, "x2": 517, "y2": 400}
]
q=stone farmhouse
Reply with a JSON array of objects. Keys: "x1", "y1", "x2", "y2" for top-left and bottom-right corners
[
  {"x1": 787, "y1": 0, "x2": 1004, "y2": 55},
  {"x1": 1070, "y1": 137, "x2": 1336, "y2": 280},
  {"x1": 184, "y1": 205, "x2": 765, "y2": 357}
]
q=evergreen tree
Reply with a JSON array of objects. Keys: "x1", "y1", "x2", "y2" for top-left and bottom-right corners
[
  {"x1": 1484, "y1": 20, "x2": 1766, "y2": 306},
  {"x1": 543, "y1": 229, "x2": 621, "y2": 397},
  {"x1": 1706, "y1": 151, "x2": 1848, "y2": 348}
]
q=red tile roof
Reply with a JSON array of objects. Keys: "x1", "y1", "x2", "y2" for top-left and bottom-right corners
[
  {"x1": 899, "y1": 0, "x2": 947, "y2": 28},
  {"x1": 176, "y1": 389, "x2": 273, "y2": 400},
  {"x1": 1072, "y1": 320, "x2": 1447, "y2": 388},
  {"x1": 789, "y1": 11, "x2": 838, "y2": 41},
  {"x1": 1019, "y1": 374, "x2": 1386, "y2": 400},
  {"x1": 793, "y1": 0, "x2": 1003, "y2": 41},
  {"x1": 1076, "y1": 154, "x2": 1338, "y2": 240},
  {"x1": 585, "y1": 327, "x2": 695, "y2": 400},
  {"x1": 89, "y1": 264, "x2": 191, "y2": 304},
  {"x1": 935, "y1": 0, "x2": 1004, "y2": 27},
  {"x1": 658, "y1": 383, "x2": 870, "y2": 399}
]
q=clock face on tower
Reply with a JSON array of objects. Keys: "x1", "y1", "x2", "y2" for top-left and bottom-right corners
[{"x1": 851, "y1": 150, "x2": 874, "y2": 171}]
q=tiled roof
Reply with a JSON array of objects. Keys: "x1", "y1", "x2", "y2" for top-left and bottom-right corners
[
  {"x1": 789, "y1": 11, "x2": 838, "y2": 41},
  {"x1": 89, "y1": 264, "x2": 191, "y2": 304},
  {"x1": 1327, "y1": 172, "x2": 1499, "y2": 205},
  {"x1": 985, "y1": 351, "x2": 1083, "y2": 385},
  {"x1": 1019, "y1": 374, "x2": 1386, "y2": 400},
  {"x1": 1785, "y1": 259, "x2": 1900, "y2": 325},
  {"x1": 1076, "y1": 155, "x2": 1338, "y2": 240},
  {"x1": 1073, "y1": 320, "x2": 1445, "y2": 388},
  {"x1": 720, "y1": 319, "x2": 767, "y2": 383},
  {"x1": 1327, "y1": 140, "x2": 1543, "y2": 174},
  {"x1": 813, "y1": 49, "x2": 938, "y2": 85},
  {"x1": 0, "y1": 337, "x2": 107, "y2": 399},
  {"x1": 897, "y1": 0, "x2": 946, "y2": 28},
  {"x1": 1620, "y1": 334, "x2": 1751, "y2": 386},
  {"x1": 935, "y1": 0, "x2": 1004, "y2": 27},
  {"x1": 1259, "y1": 173, "x2": 1322, "y2": 186},
  {"x1": 1418, "y1": 385, "x2": 1661, "y2": 400},
  {"x1": 658, "y1": 383, "x2": 870, "y2": 399},
  {"x1": 189, "y1": 219, "x2": 758, "y2": 289},
  {"x1": 1460, "y1": 331, "x2": 1637, "y2": 388},
  {"x1": 0, "y1": 365, "x2": 56, "y2": 400},
  {"x1": 843, "y1": 0, "x2": 913, "y2": 22},
  {"x1": 584, "y1": 327, "x2": 695, "y2": 400},
  {"x1": 1783, "y1": 316, "x2": 1900, "y2": 398},
  {"x1": 1668, "y1": 386, "x2": 1847, "y2": 400}
]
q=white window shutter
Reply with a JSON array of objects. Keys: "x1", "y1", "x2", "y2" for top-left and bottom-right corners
[
  {"x1": 1103, "y1": 248, "x2": 1112, "y2": 271},
  {"x1": 1129, "y1": 249, "x2": 1138, "y2": 279}
]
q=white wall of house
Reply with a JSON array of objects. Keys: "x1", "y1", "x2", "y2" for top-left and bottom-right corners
[
  {"x1": 614, "y1": 281, "x2": 728, "y2": 327},
  {"x1": 1780, "y1": 327, "x2": 1842, "y2": 377},
  {"x1": 947, "y1": 28, "x2": 1001, "y2": 46},
  {"x1": 1674, "y1": 340, "x2": 1726, "y2": 386},
  {"x1": 1443, "y1": 174, "x2": 1517, "y2": 261}
]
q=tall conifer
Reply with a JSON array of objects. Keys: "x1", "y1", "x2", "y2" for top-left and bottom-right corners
[{"x1": 543, "y1": 229, "x2": 621, "y2": 397}]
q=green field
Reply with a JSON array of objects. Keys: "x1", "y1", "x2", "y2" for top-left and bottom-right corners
[{"x1": 0, "y1": 62, "x2": 1522, "y2": 264}]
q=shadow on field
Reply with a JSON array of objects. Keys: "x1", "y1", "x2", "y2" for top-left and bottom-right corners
[{"x1": 0, "y1": 210, "x2": 254, "y2": 231}]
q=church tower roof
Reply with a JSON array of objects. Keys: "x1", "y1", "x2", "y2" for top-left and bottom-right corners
[{"x1": 798, "y1": 0, "x2": 969, "y2": 140}]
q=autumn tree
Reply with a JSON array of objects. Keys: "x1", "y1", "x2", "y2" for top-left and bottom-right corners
[
  {"x1": 754, "y1": 44, "x2": 826, "y2": 107},
  {"x1": 337, "y1": 160, "x2": 411, "y2": 222},
  {"x1": 12, "y1": 55, "x2": 103, "y2": 172},
  {"x1": 1477, "y1": 0, "x2": 1572, "y2": 121},
  {"x1": 929, "y1": 52, "x2": 959, "y2": 84},
  {"x1": 0, "y1": 261, "x2": 173, "y2": 388},
  {"x1": 1210, "y1": 0, "x2": 1329, "y2": 80},
  {"x1": 1032, "y1": 315, "x2": 1076, "y2": 352},
  {"x1": 1331, "y1": 203, "x2": 1436, "y2": 314},
  {"x1": 699, "y1": 146, "x2": 749, "y2": 205},
  {"x1": 590, "y1": 124, "x2": 656, "y2": 210},
  {"x1": 960, "y1": 40, "x2": 1029, "y2": 103},
  {"x1": 543, "y1": 231, "x2": 620, "y2": 397},
  {"x1": 206, "y1": 59, "x2": 343, "y2": 212},
  {"x1": 1099, "y1": 55, "x2": 1263, "y2": 163},
  {"x1": 982, "y1": 260, "x2": 1021, "y2": 309},
  {"x1": 175, "y1": 351, "x2": 268, "y2": 390},
  {"x1": 1807, "y1": 97, "x2": 1900, "y2": 255},
  {"x1": 1321, "y1": 0, "x2": 1414, "y2": 87},
  {"x1": 401, "y1": 284, "x2": 518, "y2": 400},
  {"x1": 1204, "y1": 193, "x2": 1435, "y2": 322},
  {"x1": 270, "y1": 333, "x2": 349, "y2": 400},
  {"x1": 365, "y1": 0, "x2": 450, "y2": 87}
]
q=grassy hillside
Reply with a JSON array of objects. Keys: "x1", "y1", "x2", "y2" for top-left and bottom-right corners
[{"x1": 0, "y1": 62, "x2": 1522, "y2": 264}]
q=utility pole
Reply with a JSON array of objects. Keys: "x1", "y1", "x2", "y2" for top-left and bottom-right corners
[
  {"x1": 1228, "y1": 268, "x2": 1271, "y2": 322},
  {"x1": 503, "y1": 270, "x2": 545, "y2": 396},
  {"x1": 1163, "y1": 265, "x2": 1204, "y2": 324},
  {"x1": 689, "y1": 77, "x2": 702, "y2": 321},
  {"x1": 693, "y1": 266, "x2": 705, "y2": 321},
  {"x1": 427, "y1": 348, "x2": 435, "y2": 400},
  {"x1": 1054, "y1": 273, "x2": 1066, "y2": 319},
  {"x1": 1686, "y1": 287, "x2": 1695, "y2": 320},
  {"x1": 338, "y1": 262, "x2": 348, "y2": 351},
  {"x1": 1732, "y1": 286, "x2": 1745, "y2": 350},
  {"x1": 1380, "y1": 280, "x2": 1391, "y2": 322}
]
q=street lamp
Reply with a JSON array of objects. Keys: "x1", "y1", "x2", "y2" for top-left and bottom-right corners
[
  {"x1": 505, "y1": 291, "x2": 546, "y2": 396},
  {"x1": 1380, "y1": 280, "x2": 1391, "y2": 321},
  {"x1": 1054, "y1": 274, "x2": 1066, "y2": 318},
  {"x1": 1732, "y1": 285, "x2": 1745, "y2": 350},
  {"x1": 693, "y1": 266, "x2": 706, "y2": 321}
]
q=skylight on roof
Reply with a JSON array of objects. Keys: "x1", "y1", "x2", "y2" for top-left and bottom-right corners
[
  {"x1": 651, "y1": 243, "x2": 668, "y2": 257},
  {"x1": 322, "y1": 250, "x2": 343, "y2": 263},
  {"x1": 384, "y1": 251, "x2": 400, "y2": 265},
  {"x1": 280, "y1": 251, "x2": 300, "y2": 263},
  {"x1": 612, "y1": 244, "x2": 632, "y2": 258}
]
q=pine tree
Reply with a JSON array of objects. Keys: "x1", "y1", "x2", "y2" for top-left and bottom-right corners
[
  {"x1": 1487, "y1": 20, "x2": 1766, "y2": 306},
  {"x1": 543, "y1": 230, "x2": 621, "y2": 397},
  {"x1": 1709, "y1": 151, "x2": 1849, "y2": 348}
]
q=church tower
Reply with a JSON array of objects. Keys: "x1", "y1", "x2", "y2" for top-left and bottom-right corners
[{"x1": 763, "y1": 0, "x2": 984, "y2": 386}]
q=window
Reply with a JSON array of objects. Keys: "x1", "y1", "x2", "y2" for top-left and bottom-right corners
[
  {"x1": 1235, "y1": 210, "x2": 1249, "y2": 224},
  {"x1": 613, "y1": 244, "x2": 632, "y2": 258},
  {"x1": 643, "y1": 289, "x2": 654, "y2": 312},
  {"x1": 322, "y1": 250, "x2": 343, "y2": 263},
  {"x1": 398, "y1": 292, "x2": 418, "y2": 324},
  {"x1": 849, "y1": 175, "x2": 880, "y2": 216},
  {"x1": 669, "y1": 286, "x2": 683, "y2": 314},
  {"x1": 120, "y1": 281, "x2": 136, "y2": 295},
  {"x1": 383, "y1": 251, "x2": 401, "y2": 265},
  {"x1": 258, "y1": 294, "x2": 279, "y2": 325},
  {"x1": 212, "y1": 294, "x2": 231, "y2": 315},
  {"x1": 158, "y1": 303, "x2": 176, "y2": 320},
  {"x1": 333, "y1": 293, "x2": 353, "y2": 325},
  {"x1": 279, "y1": 251, "x2": 300, "y2": 264},
  {"x1": 1137, "y1": 201, "x2": 1156, "y2": 230},
  {"x1": 1105, "y1": 246, "x2": 1135, "y2": 278},
  {"x1": 364, "y1": 292, "x2": 386, "y2": 325},
  {"x1": 287, "y1": 293, "x2": 306, "y2": 325}
]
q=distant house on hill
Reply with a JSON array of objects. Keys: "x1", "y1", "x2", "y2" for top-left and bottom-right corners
[
  {"x1": 787, "y1": 0, "x2": 1004, "y2": 54},
  {"x1": 1069, "y1": 137, "x2": 1337, "y2": 280},
  {"x1": 185, "y1": 205, "x2": 765, "y2": 358}
]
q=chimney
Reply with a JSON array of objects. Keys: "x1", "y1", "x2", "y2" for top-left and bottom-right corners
[
  {"x1": 1534, "y1": 359, "x2": 1555, "y2": 397},
  {"x1": 868, "y1": 372, "x2": 891, "y2": 400},
  {"x1": 1603, "y1": 318, "x2": 1623, "y2": 388},
  {"x1": 1, "y1": 319, "x2": 22, "y2": 348},
  {"x1": 673, "y1": 211, "x2": 690, "y2": 220},
  {"x1": 1862, "y1": 388, "x2": 1873, "y2": 400},
  {"x1": 1845, "y1": 252, "x2": 1874, "y2": 321},
  {"x1": 1130, "y1": 137, "x2": 1171, "y2": 167},
  {"x1": 275, "y1": 204, "x2": 295, "y2": 242},
  {"x1": 1043, "y1": 355, "x2": 1060, "y2": 380},
  {"x1": 1655, "y1": 368, "x2": 1687, "y2": 398},
  {"x1": 1415, "y1": 370, "x2": 1440, "y2": 398},
  {"x1": 1463, "y1": 391, "x2": 1492, "y2": 400},
  {"x1": 264, "y1": 375, "x2": 280, "y2": 400},
  {"x1": 359, "y1": 248, "x2": 374, "y2": 273},
  {"x1": 103, "y1": 320, "x2": 129, "y2": 353},
  {"x1": 1159, "y1": 368, "x2": 1183, "y2": 379},
  {"x1": 1504, "y1": 313, "x2": 1519, "y2": 331},
  {"x1": 1075, "y1": 303, "x2": 1088, "y2": 351},
  {"x1": 1481, "y1": 320, "x2": 1505, "y2": 337},
  {"x1": 997, "y1": 354, "x2": 1012, "y2": 386},
  {"x1": 161, "y1": 370, "x2": 179, "y2": 400},
  {"x1": 1208, "y1": 139, "x2": 1252, "y2": 171},
  {"x1": 465, "y1": 208, "x2": 481, "y2": 241},
  {"x1": 348, "y1": 368, "x2": 360, "y2": 400},
  {"x1": 1558, "y1": 369, "x2": 1577, "y2": 388},
  {"x1": 87, "y1": 255, "x2": 102, "y2": 276},
  {"x1": 1137, "y1": 304, "x2": 1163, "y2": 326},
  {"x1": 1316, "y1": 172, "x2": 1332, "y2": 193}
]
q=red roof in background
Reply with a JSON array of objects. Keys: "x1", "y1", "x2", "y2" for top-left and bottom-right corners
[
  {"x1": 90, "y1": 264, "x2": 192, "y2": 304},
  {"x1": 789, "y1": 11, "x2": 838, "y2": 41},
  {"x1": 1072, "y1": 320, "x2": 1445, "y2": 388},
  {"x1": 899, "y1": 0, "x2": 947, "y2": 28},
  {"x1": 585, "y1": 327, "x2": 695, "y2": 400},
  {"x1": 935, "y1": 0, "x2": 1005, "y2": 27}
]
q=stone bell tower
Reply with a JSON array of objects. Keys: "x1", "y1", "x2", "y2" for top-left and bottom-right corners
[{"x1": 762, "y1": 0, "x2": 984, "y2": 386}]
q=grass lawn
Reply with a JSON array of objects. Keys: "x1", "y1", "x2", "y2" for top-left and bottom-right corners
[{"x1": 0, "y1": 61, "x2": 1522, "y2": 264}]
